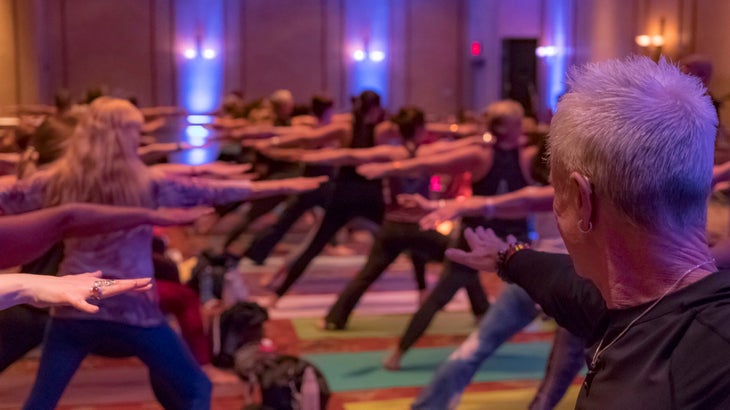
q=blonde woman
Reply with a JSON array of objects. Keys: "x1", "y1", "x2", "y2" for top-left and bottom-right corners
[{"x1": 0, "y1": 97, "x2": 325, "y2": 410}]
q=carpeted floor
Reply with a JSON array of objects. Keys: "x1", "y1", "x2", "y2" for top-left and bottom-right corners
[{"x1": 5, "y1": 197, "x2": 725, "y2": 409}]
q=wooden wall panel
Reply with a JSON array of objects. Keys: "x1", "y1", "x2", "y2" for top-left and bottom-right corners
[
  {"x1": 0, "y1": 0, "x2": 18, "y2": 106},
  {"x1": 242, "y1": 0, "x2": 326, "y2": 103},
  {"x1": 150, "y1": 0, "x2": 175, "y2": 106},
  {"x1": 62, "y1": 0, "x2": 154, "y2": 105},
  {"x1": 406, "y1": 0, "x2": 462, "y2": 117},
  {"x1": 695, "y1": 0, "x2": 730, "y2": 125}
]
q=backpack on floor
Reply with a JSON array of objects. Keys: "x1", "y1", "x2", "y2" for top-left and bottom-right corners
[
  {"x1": 235, "y1": 346, "x2": 330, "y2": 410},
  {"x1": 188, "y1": 250, "x2": 248, "y2": 304},
  {"x1": 211, "y1": 301, "x2": 269, "y2": 368}
]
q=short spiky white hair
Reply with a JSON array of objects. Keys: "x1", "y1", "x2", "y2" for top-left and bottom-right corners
[{"x1": 549, "y1": 56, "x2": 718, "y2": 231}]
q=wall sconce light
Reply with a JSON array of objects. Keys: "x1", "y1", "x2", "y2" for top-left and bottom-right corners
[
  {"x1": 351, "y1": 38, "x2": 385, "y2": 63},
  {"x1": 183, "y1": 33, "x2": 217, "y2": 60},
  {"x1": 635, "y1": 18, "x2": 665, "y2": 59},
  {"x1": 536, "y1": 45, "x2": 559, "y2": 58}
]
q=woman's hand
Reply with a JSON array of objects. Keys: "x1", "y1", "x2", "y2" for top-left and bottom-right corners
[
  {"x1": 22, "y1": 271, "x2": 152, "y2": 313},
  {"x1": 278, "y1": 176, "x2": 329, "y2": 194},
  {"x1": 419, "y1": 204, "x2": 462, "y2": 230},
  {"x1": 397, "y1": 193, "x2": 438, "y2": 212},
  {"x1": 357, "y1": 163, "x2": 390, "y2": 180},
  {"x1": 444, "y1": 227, "x2": 512, "y2": 272}
]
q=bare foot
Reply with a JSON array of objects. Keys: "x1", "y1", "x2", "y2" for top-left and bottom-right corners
[
  {"x1": 263, "y1": 267, "x2": 287, "y2": 291},
  {"x1": 258, "y1": 293, "x2": 279, "y2": 309},
  {"x1": 382, "y1": 349, "x2": 403, "y2": 371},
  {"x1": 317, "y1": 318, "x2": 344, "y2": 331},
  {"x1": 202, "y1": 364, "x2": 240, "y2": 384}
]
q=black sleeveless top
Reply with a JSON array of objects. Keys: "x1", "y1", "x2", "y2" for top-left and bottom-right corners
[
  {"x1": 463, "y1": 147, "x2": 529, "y2": 240},
  {"x1": 386, "y1": 142, "x2": 430, "y2": 223},
  {"x1": 334, "y1": 119, "x2": 383, "y2": 201}
]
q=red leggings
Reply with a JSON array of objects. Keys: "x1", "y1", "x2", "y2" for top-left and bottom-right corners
[{"x1": 157, "y1": 280, "x2": 210, "y2": 365}]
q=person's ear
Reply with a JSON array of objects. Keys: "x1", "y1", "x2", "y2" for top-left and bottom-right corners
[{"x1": 570, "y1": 172, "x2": 593, "y2": 232}]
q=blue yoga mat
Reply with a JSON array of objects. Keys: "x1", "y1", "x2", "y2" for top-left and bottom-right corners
[{"x1": 304, "y1": 341, "x2": 575, "y2": 392}]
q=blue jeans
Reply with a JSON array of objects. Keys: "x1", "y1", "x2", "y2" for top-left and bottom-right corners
[
  {"x1": 412, "y1": 284, "x2": 585, "y2": 410},
  {"x1": 23, "y1": 318, "x2": 211, "y2": 410}
]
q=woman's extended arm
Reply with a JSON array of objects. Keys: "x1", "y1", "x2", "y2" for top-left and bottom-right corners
[
  {"x1": 296, "y1": 145, "x2": 407, "y2": 166},
  {"x1": 154, "y1": 173, "x2": 328, "y2": 208},
  {"x1": 245, "y1": 123, "x2": 351, "y2": 150},
  {"x1": 137, "y1": 142, "x2": 193, "y2": 164},
  {"x1": 0, "y1": 271, "x2": 151, "y2": 312},
  {"x1": 150, "y1": 162, "x2": 252, "y2": 179},
  {"x1": 425, "y1": 123, "x2": 481, "y2": 137},
  {"x1": 0, "y1": 204, "x2": 212, "y2": 268},
  {"x1": 411, "y1": 185, "x2": 556, "y2": 230},
  {"x1": 357, "y1": 146, "x2": 486, "y2": 180}
]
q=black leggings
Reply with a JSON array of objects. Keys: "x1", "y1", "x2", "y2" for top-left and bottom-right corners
[
  {"x1": 243, "y1": 183, "x2": 333, "y2": 264},
  {"x1": 397, "y1": 227, "x2": 491, "y2": 352},
  {"x1": 221, "y1": 159, "x2": 302, "y2": 248},
  {"x1": 274, "y1": 183, "x2": 384, "y2": 297},
  {"x1": 324, "y1": 221, "x2": 449, "y2": 328},
  {"x1": 0, "y1": 306, "x2": 48, "y2": 373},
  {"x1": 223, "y1": 194, "x2": 289, "y2": 248}
]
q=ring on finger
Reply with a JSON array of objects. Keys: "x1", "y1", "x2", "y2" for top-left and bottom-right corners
[
  {"x1": 89, "y1": 284, "x2": 103, "y2": 301},
  {"x1": 93, "y1": 279, "x2": 116, "y2": 288}
]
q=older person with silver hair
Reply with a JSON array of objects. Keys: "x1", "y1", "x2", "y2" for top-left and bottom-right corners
[{"x1": 447, "y1": 55, "x2": 730, "y2": 408}]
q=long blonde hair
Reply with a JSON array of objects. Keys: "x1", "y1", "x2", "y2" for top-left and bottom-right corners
[{"x1": 44, "y1": 97, "x2": 153, "y2": 207}]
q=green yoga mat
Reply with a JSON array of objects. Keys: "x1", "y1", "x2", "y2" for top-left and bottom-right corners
[
  {"x1": 345, "y1": 386, "x2": 581, "y2": 410},
  {"x1": 293, "y1": 312, "x2": 557, "y2": 340},
  {"x1": 304, "y1": 341, "x2": 571, "y2": 392},
  {"x1": 293, "y1": 312, "x2": 476, "y2": 340}
]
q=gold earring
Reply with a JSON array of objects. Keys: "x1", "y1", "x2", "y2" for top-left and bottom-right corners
[{"x1": 578, "y1": 219, "x2": 592, "y2": 234}]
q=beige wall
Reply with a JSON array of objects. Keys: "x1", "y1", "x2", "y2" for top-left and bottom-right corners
[
  {"x1": 5, "y1": 0, "x2": 176, "y2": 107},
  {"x1": 3, "y1": 0, "x2": 538, "y2": 115},
  {"x1": 239, "y1": 0, "x2": 327, "y2": 103},
  {"x1": 404, "y1": 0, "x2": 464, "y2": 117},
  {"x1": 0, "y1": 0, "x2": 17, "y2": 106},
  {"x1": 6, "y1": 0, "x2": 730, "y2": 117},
  {"x1": 0, "y1": 0, "x2": 44, "y2": 106}
]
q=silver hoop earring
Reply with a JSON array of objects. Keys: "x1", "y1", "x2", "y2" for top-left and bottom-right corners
[{"x1": 578, "y1": 219, "x2": 592, "y2": 234}]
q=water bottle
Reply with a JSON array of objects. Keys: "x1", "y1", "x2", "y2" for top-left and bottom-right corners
[
  {"x1": 259, "y1": 338, "x2": 276, "y2": 353},
  {"x1": 222, "y1": 268, "x2": 249, "y2": 306},
  {"x1": 199, "y1": 266, "x2": 216, "y2": 304},
  {"x1": 300, "y1": 366, "x2": 320, "y2": 410}
]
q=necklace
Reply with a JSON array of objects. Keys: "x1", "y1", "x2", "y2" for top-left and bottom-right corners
[{"x1": 583, "y1": 258, "x2": 715, "y2": 394}]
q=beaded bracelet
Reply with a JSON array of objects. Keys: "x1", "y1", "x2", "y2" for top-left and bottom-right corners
[{"x1": 496, "y1": 242, "x2": 530, "y2": 283}]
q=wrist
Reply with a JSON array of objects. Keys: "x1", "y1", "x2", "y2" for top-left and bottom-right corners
[
  {"x1": 496, "y1": 242, "x2": 530, "y2": 283},
  {"x1": 481, "y1": 198, "x2": 495, "y2": 219},
  {"x1": 13, "y1": 275, "x2": 35, "y2": 306}
]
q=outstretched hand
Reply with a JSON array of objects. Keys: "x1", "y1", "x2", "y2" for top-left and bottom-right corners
[
  {"x1": 444, "y1": 227, "x2": 513, "y2": 272},
  {"x1": 418, "y1": 203, "x2": 469, "y2": 231},
  {"x1": 24, "y1": 271, "x2": 152, "y2": 313},
  {"x1": 356, "y1": 163, "x2": 389, "y2": 180},
  {"x1": 396, "y1": 193, "x2": 437, "y2": 212},
  {"x1": 147, "y1": 207, "x2": 214, "y2": 226}
]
